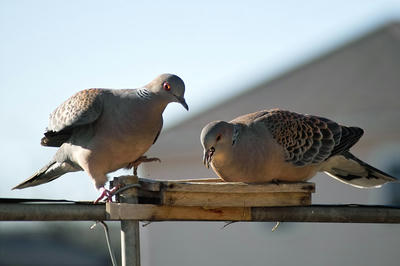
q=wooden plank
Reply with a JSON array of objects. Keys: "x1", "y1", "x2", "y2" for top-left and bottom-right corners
[
  {"x1": 137, "y1": 178, "x2": 315, "y2": 193},
  {"x1": 137, "y1": 190, "x2": 160, "y2": 201},
  {"x1": 106, "y1": 203, "x2": 252, "y2": 221},
  {"x1": 138, "y1": 178, "x2": 161, "y2": 192},
  {"x1": 137, "y1": 178, "x2": 223, "y2": 191},
  {"x1": 123, "y1": 178, "x2": 314, "y2": 208},
  {"x1": 169, "y1": 178, "x2": 223, "y2": 183},
  {"x1": 160, "y1": 181, "x2": 315, "y2": 193},
  {"x1": 161, "y1": 191, "x2": 311, "y2": 207}
]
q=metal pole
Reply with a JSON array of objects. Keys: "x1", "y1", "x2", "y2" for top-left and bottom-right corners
[
  {"x1": 0, "y1": 203, "x2": 106, "y2": 221},
  {"x1": 117, "y1": 176, "x2": 141, "y2": 266},
  {"x1": 1, "y1": 202, "x2": 400, "y2": 223},
  {"x1": 251, "y1": 205, "x2": 400, "y2": 223}
]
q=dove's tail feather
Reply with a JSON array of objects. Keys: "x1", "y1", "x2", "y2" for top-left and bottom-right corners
[
  {"x1": 13, "y1": 161, "x2": 79, "y2": 190},
  {"x1": 41, "y1": 128, "x2": 73, "y2": 147},
  {"x1": 324, "y1": 151, "x2": 397, "y2": 188}
]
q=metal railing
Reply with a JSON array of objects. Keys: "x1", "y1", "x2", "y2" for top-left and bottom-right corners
[{"x1": 2, "y1": 175, "x2": 400, "y2": 266}]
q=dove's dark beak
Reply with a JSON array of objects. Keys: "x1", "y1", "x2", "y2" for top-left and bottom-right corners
[
  {"x1": 177, "y1": 96, "x2": 189, "y2": 111},
  {"x1": 203, "y1": 147, "x2": 215, "y2": 168}
]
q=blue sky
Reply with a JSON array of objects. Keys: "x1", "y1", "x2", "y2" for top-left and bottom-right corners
[{"x1": 1, "y1": 0, "x2": 400, "y2": 200}]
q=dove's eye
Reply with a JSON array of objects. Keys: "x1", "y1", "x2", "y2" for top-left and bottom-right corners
[
  {"x1": 163, "y1": 82, "x2": 171, "y2": 91},
  {"x1": 216, "y1": 134, "x2": 221, "y2": 142}
]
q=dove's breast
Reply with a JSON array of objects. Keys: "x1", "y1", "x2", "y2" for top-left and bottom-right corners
[{"x1": 75, "y1": 95, "x2": 163, "y2": 174}]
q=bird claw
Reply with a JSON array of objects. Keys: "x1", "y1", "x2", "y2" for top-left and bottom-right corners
[
  {"x1": 125, "y1": 156, "x2": 161, "y2": 176},
  {"x1": 94, "y1": 185, "x2": 121, "y2": 203}
]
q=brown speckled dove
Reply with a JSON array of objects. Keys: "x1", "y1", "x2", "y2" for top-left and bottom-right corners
[
  {"x1": 201, "y1": 109, "x2": 397, "y2": 188},
  {"x1": 14, "y1": 74, "x2": 188, "y2": 201}
]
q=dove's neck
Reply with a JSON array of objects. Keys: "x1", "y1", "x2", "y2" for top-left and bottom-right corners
[
  {"x1": 136, "y1": 87, "x2": 153, "y2": 100},
  {"x1": 135, "y1": 88, "x2": 169, "y2": 112}
]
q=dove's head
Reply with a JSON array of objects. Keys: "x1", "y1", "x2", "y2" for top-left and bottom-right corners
[
  {"x1": 200, "y1": 121, "x2": 234, "y2": 168},
  {"x1": 146, "y1": 73, "x2": 188, "y2": 110}
]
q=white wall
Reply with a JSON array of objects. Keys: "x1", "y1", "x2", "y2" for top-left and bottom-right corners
[{"x1": 140, "y1": 25, "x2": 400, "y2": 266}]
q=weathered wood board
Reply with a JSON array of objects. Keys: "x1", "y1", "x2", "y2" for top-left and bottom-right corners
[{"x1": 134, "y1": 178, "x2": 314, "y2": 207}]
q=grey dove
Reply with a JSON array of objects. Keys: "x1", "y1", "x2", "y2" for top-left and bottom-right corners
[
  {"x1": 14, "y1": 73, "x2": 188, "y2": 201},
  {"x1": 201, "y1": 109, "x2": 397, "y2": 188}
]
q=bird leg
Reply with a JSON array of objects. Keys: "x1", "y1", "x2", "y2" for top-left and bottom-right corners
[
  {"x1": 94, "y1": 185, "x2": 121, "y2": 204},
  {"x1": 125, "y1": 156, "x2": 161, "y2": 176},
  {"x1": 95, "y1": 156, "x2": 160, "y2": 203}
]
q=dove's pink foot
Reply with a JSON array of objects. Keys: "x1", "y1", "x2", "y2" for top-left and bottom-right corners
[{"x1": 94, "y1": 185, "x2": 120, "y2": 203}]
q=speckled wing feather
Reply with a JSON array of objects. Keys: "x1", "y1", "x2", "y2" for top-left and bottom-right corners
[
  {"x1": 252, "y1": 109, "x2": 343, "y2": 166},
  {"x1": 41, "y1": 89, "x2": 105, "y2": 146},
  {"x1": 329, "y1": 126, "x2": 364, "y2": 156}
]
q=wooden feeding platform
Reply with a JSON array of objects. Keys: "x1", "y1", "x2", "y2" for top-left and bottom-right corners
[
  {"x1": 107, "y1": 176, "x2": 315, "y2": 221},
  {"x1": 137, "y1": 179, "x2": 315, "y2": 208},
  {"x1": 130, "y1": 177, "x2": 314, "y2": 207}
]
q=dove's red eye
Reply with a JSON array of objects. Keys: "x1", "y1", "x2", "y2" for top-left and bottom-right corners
[
  {"x1": 216, "y1": 134, "x2": 221, "y2": 142},
  {"x1": 163, "y1": 82, "x2": 171, "y2": 91}
]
